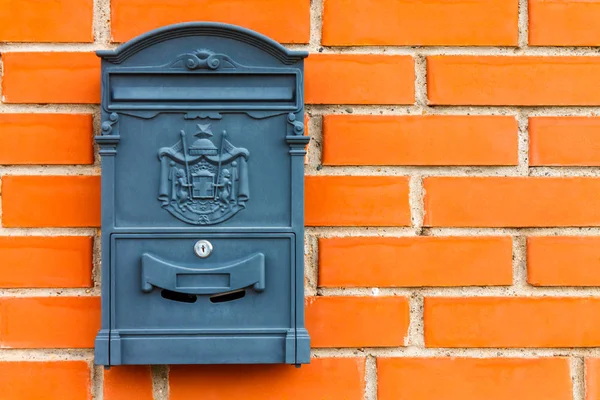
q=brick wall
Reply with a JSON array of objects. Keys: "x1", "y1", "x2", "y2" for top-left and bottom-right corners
[{"x1": 1, "y1": 0, "x2": 600, "y2": 399}]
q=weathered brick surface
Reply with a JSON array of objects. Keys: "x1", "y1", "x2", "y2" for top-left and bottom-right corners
[
  {"x1": 169, "y1": 358, "x2": 365, "y2": 400},
  {"x1": 424, "y1": 177, "x2": 600, "y2": 227},
  {"x1": 0, "y1": 0, "x2": 93, "y2": 43},
  {"x1": 319, "y1": 236, "x2": 513, "y2": 287},
  {"x1": 305, "y1": 55, "x2": 415, "y2": 105},
  {"x1": 529, "y1": 0, "x2": 600, "y2": 46},
  {"x1": 0, "y1": 114, "x2": 93, "y2": 165},
  {"x1": 2, "y1": 53, "x2": 100, "y2": 104},
  {"x1": 2, "y1": 176, "x2": 101, "y2": 228},
  {"x1": 305, "y1": 296, "x2": 410, "y2": 347},
  {"x1": 425, "y1": 297, "x2": 600, "y2": 348},
  {"x1": 0, "y1": 297, "x2": 100, "y2": 348},
  {"x1": 378, "y1": 357, "x2": 572, "y2": 400},
  {"x1": 322, "y1": 0, "x2": 518, "y2": 46},
  {"x1": 0, "y1": 361, "x2": 91, "y2": 400},
  {"x1": 323, "y1": 115, "x2": 518, "y2": 166},
  {"x1": 0, "y1": 236, "x2": 93, "y2": 288},
  {"x1": 428, "y1": 56, "x2": 600, "y2": 105}
]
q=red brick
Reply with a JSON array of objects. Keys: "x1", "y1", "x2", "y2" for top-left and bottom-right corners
[
  {"x1": 0, "y1": 297, "x2": 100, "y2": 348},
  {"x1": 323, "y1": 115, "x2": 518, "y2": 166},
  {"x1": 323, "y1": 0, "x2": 518, "y2": 46},
  {"x1": 0, "y1": 0, "x2": 93, "y2": 43},
  {"x1": 305, "y1": 55, "x2": 415, "y2": 105},
  {"x1": 428, "y1": 56, "x2": 600, "y2": 106},
  {"x1": 530, "y1": 117, "x2": 600, "y2": 166},
  {"x1": 378, "y1": 357, "x2": 572, "y2": 400},
  {"x1": 0, "y1": 236, "x2": 93, "y2": 288},
  {"x1": 0, "y1": 361, "x2": 90, "y2": 400},
  {"x1": 319, "y1": 236, "x2": 513, "y2": 287},
  {"x1": 104, "y1": 366, "x2": 153, "y2": 400},
  {"x1": 424, "y1": 177, "x2": 600, "y2": 227},
  {"x1": 111, "y1": 0, "x2": 310, "y2": 43},
  {"x1": 305, "y1": 176, "x2": 410, "y2": 227},
  {"x1": 0, "y1": 114, "x2": 93, "y2": 165},
  {"x1": 169, "y1": 358, "x2": 365, "y2": 400},
  {"x1": 306, "y1": 296, "x2": 409, "y2": 347},
  {"x1": 530, "y1": 0, "x2": 600, "y2": 46},
  {"x1": 2, "y1": 176, "x2": 101, "y2": 228},
  {"x1": 425, "y1": 297, "x2": 600, "y2": 347},
  {"x1": 586, "y1": 358, "x2": 600, "y2": 400},
  {"x1": 527, "y1": 236, "x2": 600, "y2": 286},
  {"x1": 2, "y1": 53, "x2": 100, "y2": 104}
]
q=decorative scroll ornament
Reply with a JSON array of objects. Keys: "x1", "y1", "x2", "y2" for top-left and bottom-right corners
[
  {"x1": 287, "y1": 113, "x2": 304, "y2": 135},
  {"x1": 158, "y1": 123, "x2": 249, "y2": 225},
  {"x1": 169, "y1": 49, "x2": 237, "y2": 70},
  {"x1": 101, "y1": 113, "x2": 119, "y2": 135}
]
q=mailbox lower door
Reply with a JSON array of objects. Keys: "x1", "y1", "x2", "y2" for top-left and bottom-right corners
[{"x1": 107, "y1": 233, "x2": 298, "y2": 364}]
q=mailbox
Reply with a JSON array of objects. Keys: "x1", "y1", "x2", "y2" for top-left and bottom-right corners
[{"x1": 94, "y1": 22, "x2": 310, "y2": 366}]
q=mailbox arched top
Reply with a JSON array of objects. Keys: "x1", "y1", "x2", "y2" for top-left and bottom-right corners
[{"x1": 97, "y1": 22, "x2": 308, "y2": 65}]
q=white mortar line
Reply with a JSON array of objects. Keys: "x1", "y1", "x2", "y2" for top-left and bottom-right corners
[
  {"x1": 0, "y1": 288, "x2": 100, "y2": 297},
  {"x1": 406, "y1": 294, "x2": 424, "y2": 347},
  {"x1": 518, "y1": 0, "x2": 529, "y2": 48},
  {"x1": 312, "y1": 347, "x2": 600, "y2": 358},
  {"x1": 307, "y1": 226, "x2": 600, "y2": 237},
  {"x1": 0, "y1": 349, "x2": 94, "y2": 361},
  {"x1": 364, "y1": 355, "x2": 377, "y2": 400},
  {"x1": 152, "y1": 365, "x2": 169, "y2": 400},
  {"x1": 572, "y1": 357, "x2": 586, "y2": 400},
  {"x1": 316, "y1": 286, "x2": 600, "y2": 297},
  {"x1": 92, "y1": 365, "x2": 104, "y2": 400},
  {"x1": 512, "y1": 236, "x2": 528, "y2": 288},
  {"x1": 309, "y1": 0, "x2": 324, "y2": 52}
]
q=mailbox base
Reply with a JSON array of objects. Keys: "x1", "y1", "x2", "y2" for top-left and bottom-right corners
[{"x1": 95, "y1": 329, "x2": 310, "y2": 365}]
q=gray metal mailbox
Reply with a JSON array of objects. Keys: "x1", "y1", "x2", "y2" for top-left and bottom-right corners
[{"x1": 94, "y1": 22, "x2": 310, "y2": 366}]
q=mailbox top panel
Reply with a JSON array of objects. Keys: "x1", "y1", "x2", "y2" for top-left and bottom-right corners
[
  {"x1": 97, "y1": 23, "x2": 307, "y2": 114},
  {"x1": 97, "y1": 22, "x2": 308, "y2": 67}
]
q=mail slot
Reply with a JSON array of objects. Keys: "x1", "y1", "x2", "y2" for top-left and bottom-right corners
[{"x1": 94, "y1": 22, "x2": 310, "y2": 366}]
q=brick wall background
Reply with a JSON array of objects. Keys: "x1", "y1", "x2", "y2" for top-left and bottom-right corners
[{"x1": 2, "y1": 0, "x2": 600, "y2": 399}]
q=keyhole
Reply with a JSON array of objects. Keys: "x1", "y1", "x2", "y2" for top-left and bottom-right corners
[{"x1": 194, "y1": 240, "x2": 213, "y2": 258}]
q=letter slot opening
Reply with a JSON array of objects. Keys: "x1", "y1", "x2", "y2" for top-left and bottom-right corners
[{"x1": 210, "y1": 289, "x2": 246, "y2": 303}]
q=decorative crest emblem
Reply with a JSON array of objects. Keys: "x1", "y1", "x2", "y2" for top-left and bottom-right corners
[{"x1": 157, "y1": 124, "x2": 249, "y2": 225}]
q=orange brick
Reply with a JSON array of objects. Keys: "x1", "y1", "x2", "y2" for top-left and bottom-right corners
[
  {"x1": 305, "y1": 55, "x2": 414, "y2": 105},
  {"x1": 586, "y1": 358, "x2": 600, "y2": 400},
  {"x1": 530, "y1": 117, "x2": 600, "y2": 166},
  {"x1": 319, "y1": 237, "x2": 513, "y2": 287},
  {"x1": 428, "y1": 56, "x2": 600, "y2": 106},
  {"x1": 111, "y1": 0, "x2": 310, "y2": 43},
  {"x1": 527, "y1": 236, "x2": 600, "y2": 286},
  {"x1": 0, "y1": 361, "x2": 90, "y2": 400},
  {"x1": 305, "y1": 176, "x2": 410, "y2": 226},
  {"x1": 0, "y1": 236, "x2": 93, "y2": 288},
  {"x1": 0, "y1": 297, "x2": 100, "y2": 348},
  {"x1": 0, "y1": 0, "x2": 93, "y2": 43},
  {"x1": 2, "y1": 53, "x2": 100, "y2": 104},
  {"x1": 425, "y1": 297, "x2": 600, "y2": 347},
  {"x1": 323, "y1": 115, "x2": 518, "y2": 166},
  {"x1": 424, "y1": 177, "x2": 600, "y2": 227},
  {"x1": 0, "y1": 114, "x2": 93, "y2": 165},
  {"x1": 323, "y1": 0, "x2": 518, "y2": 46},
  {"x1": 2, "y1": 176, "x2": 101, "y2": 228},
  {"x1": 306, "y1": 296, "x2": 409, "y2": 347},
  {"x1": 169, "y1": 358, "x2": 365, "y2": 400},
  {"x1": 104, "y1": 366, "x2": 153, "y2": 400},
  {"x1": 530, "y1": 0, "x2": 600, "y2": 46},
  {"x1": 378, "y1": 357, "x2": 572, "y2": 400}
]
